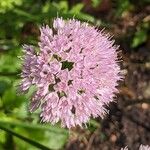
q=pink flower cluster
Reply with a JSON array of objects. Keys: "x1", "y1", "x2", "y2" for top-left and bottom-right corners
[
  {"x1": 121, "y1": 145, "x2": 150, "y2": 150},
  {"x1": 19, "y1": 18, "x2": 121, "y2": 128}
]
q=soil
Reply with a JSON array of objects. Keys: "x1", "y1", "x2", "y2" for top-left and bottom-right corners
[{"x1": 65, "y1": 1, "x2": 150, "y2": 150}]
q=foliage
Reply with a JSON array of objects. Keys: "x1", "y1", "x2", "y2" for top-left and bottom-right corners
[
  {"x1": 0, "y1": 0, "x2": 23, "y2": 13},
  {"x1": 131, "y1": 21, "x2": 150, "y2": 48},
  {"x1": 91, "y1": 0, "x2": 102, "y2": 8}
]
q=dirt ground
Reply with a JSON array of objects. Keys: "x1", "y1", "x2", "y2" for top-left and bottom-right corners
[{"x1": 65, "y1": 1, "x2": 150, "y2": 150}]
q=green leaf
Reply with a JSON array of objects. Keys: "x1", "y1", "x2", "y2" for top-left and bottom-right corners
[
  {"x1": 13, "y1": 8, "x2": 39, "y2": 21},
  {"x1": 0, "y1": 120, "x2": 68, "y2": 135},
  {"x1": 87, "y1": 119, "x2": 100, "y2": 132},
  {"x1": 92, "y1": 0, "x2": 102, "y2": 8},
  {"x1": 0, "y1": 130, "x2": 6, "y2": 143},
  {"x1": 58, "y1": 1, "x2": 68, "y2": 12},
  {"x1": 0, "y1": 125, "x2": 52, "y2": 150},
  {"x1": 2, "y1": 88, "x2": 25, "y2": 110},
  {"x1": 0, "y1": 80, "x2": 10, "y2": 96},
  {"x1": 115, "y1": 0, "x2": 131, "y2": 17},
  {"x1": 131, "y1": 29, "x2": 147, "y2": 48},
  {"x1": 75, "y1": 13, "x2": 95, "y2": 23},
  {"x1": 0, "y1": 120, "x2": 68, "y2": 150},
  {"x1": 70, "y1": 3, "x2": 84, "y2": 14},
  {"x1": 0, "y1": 54, "x2": 21, "y2": 74},
  {"x1": 0, "y1": 0, "x2": 23, "y2": 13}
]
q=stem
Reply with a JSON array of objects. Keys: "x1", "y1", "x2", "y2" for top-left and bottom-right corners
[
  {"x1": 0, "y1": 71, "x2": 20, "y2": 77},
  {"x1": 4, "y1": 133, "x2": 15, "y2": 150}
]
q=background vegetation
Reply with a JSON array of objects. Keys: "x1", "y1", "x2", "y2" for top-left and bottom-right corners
[{"x1": 0, "y1": 0, "x2": 149, "y2": 149}]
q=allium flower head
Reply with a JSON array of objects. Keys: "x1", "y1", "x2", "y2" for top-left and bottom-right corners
[
  {"x1": 121, "y1": 145, "x2": 150, "y2": 150},
  {"x1": 19, "y1": 18, "x2": 122, "y2": 128},
  {"x1": 139, "y1": 145, "x2": 150, "y2": 150}
]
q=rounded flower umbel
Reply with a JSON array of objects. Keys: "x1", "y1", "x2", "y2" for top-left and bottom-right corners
[{"x1": 19, "y1": 18, "x2": 122, "y2": 128}]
